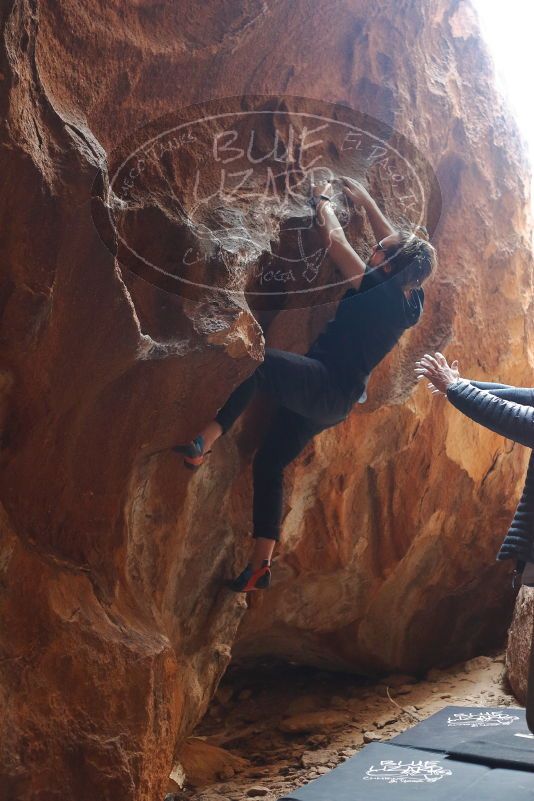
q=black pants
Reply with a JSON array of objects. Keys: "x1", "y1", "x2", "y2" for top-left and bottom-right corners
[{"x1": 214, "y1": 348, "x2": 355, "y2": 541}]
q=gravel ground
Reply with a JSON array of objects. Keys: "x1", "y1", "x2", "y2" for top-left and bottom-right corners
[{"x1": 169, "y1": 650, "x2": 519, "y2": 801}]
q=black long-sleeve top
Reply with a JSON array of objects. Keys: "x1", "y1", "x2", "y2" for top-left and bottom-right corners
[
  {"x1": 446, "y1": 378, "x2": 534, "y2": 564},
  {"x1": 307, "y1": 269, "x2": 424, "y2": 402}
]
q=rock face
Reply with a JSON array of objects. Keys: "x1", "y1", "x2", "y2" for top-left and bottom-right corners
[
  {"x1": 175, "y1": 738, "x2": 249, "y2": 787},
  {"x1": 506, "y1": 586, "x2": 534, "y2": 705},
  {"x1": 0, "y1": 0, "x2": 532, "y2": 799}
]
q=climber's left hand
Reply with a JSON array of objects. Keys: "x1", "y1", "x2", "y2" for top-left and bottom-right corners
[{"x1": 311, "y1": 180, "x2": 333, "y2": 200}]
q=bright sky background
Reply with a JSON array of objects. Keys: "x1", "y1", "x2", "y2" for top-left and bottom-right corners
[{"x1": 472, "y1": 0, "x2": 534, "y2": 167}]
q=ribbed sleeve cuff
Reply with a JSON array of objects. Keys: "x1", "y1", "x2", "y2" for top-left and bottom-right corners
[
  {"x1": 445, "y1": 378, "x2": 470, "y2": 399},
  {"x1": 446, "y1": 378, "x2": 534, "y2": 449}
]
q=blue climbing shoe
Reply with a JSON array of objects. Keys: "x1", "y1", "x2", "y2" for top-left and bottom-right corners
[
  {"x1": 172, "y1": 435, "x2": 211, "y2": 470},
  {"x1": 227, "y1": 560, "x2": 272, "y2": 592}
]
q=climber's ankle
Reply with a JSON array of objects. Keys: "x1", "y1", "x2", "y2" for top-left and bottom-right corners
[
  {"x1": 198, "y1": 420, "x2": 223, "y2": 451},
  {"x1": 250, "y1": 536, "x2": 277, "y2": 571},
  {"x1": 251, "y1": 556, "x2": 271, "y2": 571}
]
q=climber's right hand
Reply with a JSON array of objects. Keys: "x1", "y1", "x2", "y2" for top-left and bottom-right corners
[{"x1": 341, "y1": 177, "x2": 371, "y2": 208}]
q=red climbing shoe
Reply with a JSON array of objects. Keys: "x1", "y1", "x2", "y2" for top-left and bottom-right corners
[
  {"x1": 172, "y1": 435, "x2": 211, "y2": 470},
  {"x1": 227, "y1": 560, "x2": 272, "y2": 592}
]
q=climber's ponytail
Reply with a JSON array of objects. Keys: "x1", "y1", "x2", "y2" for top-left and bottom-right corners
[{"x1": 385, "y1": 227, "x2": 436, "y2": 290}]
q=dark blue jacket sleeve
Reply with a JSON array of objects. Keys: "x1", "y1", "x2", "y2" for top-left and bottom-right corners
[
  {"x1": 468, "y1": 380, "x2": 534, "y2": 406},
  {"x1": 447, "y1": 379, "x2": 534, "y2": 448}
]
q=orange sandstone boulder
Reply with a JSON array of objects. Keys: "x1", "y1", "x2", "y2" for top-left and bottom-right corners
[{"x1": 0, "y1": 0, "x2": 532, "y2": 799}]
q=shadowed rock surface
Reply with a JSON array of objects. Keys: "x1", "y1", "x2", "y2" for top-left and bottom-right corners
[
  {"x1": 0, "y1": 0, "x2": 532, "y2": 799},
  {"x1": 506, "y1": 586, "x2": 534, "y2": 705}
]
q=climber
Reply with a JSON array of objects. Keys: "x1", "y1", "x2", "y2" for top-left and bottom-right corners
[
  {"x1": 415, "y1": 352, "x2": 534, "y2": 587},
  {"x1": 175, "y1": 177, "x2": 437, "y2": 592}
]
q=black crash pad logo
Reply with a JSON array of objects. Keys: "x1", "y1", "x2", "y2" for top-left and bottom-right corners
[
  {"x1": 364, "y1": 758, "x2": 453, "y2": 784},
  {"x1": 447, "y1": 711, "x2": 520, "y2": 727}
]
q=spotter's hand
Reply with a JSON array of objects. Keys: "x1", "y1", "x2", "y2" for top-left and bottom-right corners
[{"x1": 414, "y1": 352, "x2": 460, "y2": 395}]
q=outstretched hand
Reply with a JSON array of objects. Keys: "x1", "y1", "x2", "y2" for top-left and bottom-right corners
[
  {"x1": 415, "y1": 352, "x2": 460, "y2": 395},
  {"x1": 340, "y1": 176, "x2": 371, "y2": 208}
]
